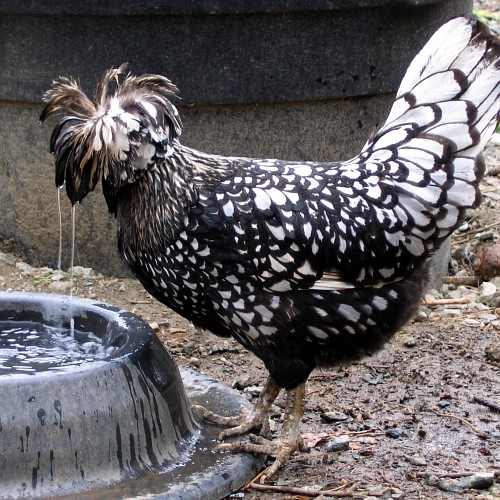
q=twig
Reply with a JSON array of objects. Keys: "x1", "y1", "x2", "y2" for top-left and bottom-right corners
[
  {"x1": 442, "y1": 276, "x2": 480, "y2": 287},
  {"x1": 453, "y1": 220, "x2": 500, "y2": 244},
  {"x1": 309, "y1": 372, "x2": 343, "y2": 381},
  {"x1": 290, "y1": 451, "x2": 342, "y2": 463},
  {"x1": 246, "y1": 466, "x2": 272, "y2": 487},
  {"x1": 473, "y1": 396, "x2": 500, "y2": 414},
  {"x1": 128, "y1": 299, "x2": 153, "y2": 304},
  {"x1": 246, "y1": 482, "x2": 361, "y2": 497},
  {"x1": 423, "y1": 297, "x2": 471, "y2": 306},
  {"x1": 416, "y1": 471, "x2": 480, "y2": 479},
  {"x1": 431, "y1": 409, "x2": 486, "y2": 437}
]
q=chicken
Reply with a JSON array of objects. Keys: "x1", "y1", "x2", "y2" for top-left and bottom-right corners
[{"x1": 41, "y1": 16, "x2": 500, "y2": 481}]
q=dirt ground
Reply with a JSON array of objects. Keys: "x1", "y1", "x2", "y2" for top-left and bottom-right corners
[{"x1": 1, "y1": 8, "x2": 500, "y2": 500}]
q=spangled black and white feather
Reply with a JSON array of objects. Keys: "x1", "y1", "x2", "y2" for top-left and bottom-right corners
[{"x1": 42, "y1": 17, "x2": 500, "y2": 389}]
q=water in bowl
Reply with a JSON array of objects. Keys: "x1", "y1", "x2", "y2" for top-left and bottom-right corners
[{"x1": 0, "y1": 321, "x2": 115, "y2": 374}]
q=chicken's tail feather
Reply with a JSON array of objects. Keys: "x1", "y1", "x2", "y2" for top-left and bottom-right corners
[{"x1": 357, "y1": 15, "x2": 499, "y2": 255}]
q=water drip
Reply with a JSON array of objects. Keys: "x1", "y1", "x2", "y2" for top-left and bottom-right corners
[
  {"x1": 56, "y1": 188, "x2": 76, "y2": 338},
  {"x1": 56, "y1": 187, "x2": 63, "y2": 273},
  {"x1": 69, "y1": 205, "x2": 76, "y2": 337}
]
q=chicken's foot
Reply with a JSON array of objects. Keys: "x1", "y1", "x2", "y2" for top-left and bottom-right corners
[
  {"x1": 216, "y1": 381, "x2": 308, "y2": 482},
  {"x1": 192, "y1": 375, "x2": 281, "y2": 440}
]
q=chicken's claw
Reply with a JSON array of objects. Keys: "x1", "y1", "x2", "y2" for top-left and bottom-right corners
[
  {"x1": 193, "y1": 376, "x2": 281, "y2": 440},
  {"x1": 216, "y1": 430, "x2": 308, "y2": 483}
]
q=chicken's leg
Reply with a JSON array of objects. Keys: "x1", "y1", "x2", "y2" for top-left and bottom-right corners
[
  {"x1": 216, "y1": 380, "x2": 308, "y2": 482},
  {"x1": 193, "y1": 375, "x2": 281, "y2": 439}
]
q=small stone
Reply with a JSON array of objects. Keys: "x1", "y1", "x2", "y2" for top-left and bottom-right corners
[
  {"x1": 462, "y1": 318, "x2": 481, "y2": 327},
  {"x1": 182, "y1": 341, "x2": 196, "y2": 355},
  {"x1": 325, "y1": 435, "x2": 350, "y2": 452},
  {"x1": 478, "y1": 313, "x2": 498, "y2": 322},
  {"x1": 149, "y1": 321, "x2": 160, "y2": 331},
  {"x1": 402, "y1": 336, "x2": 418, "y2": 347},
  {"x1": 473, "y1": 243, "x2": 500, "y2": 281},
  {"x1": 211, "y1": 342, "x2": 230, "y2": 354},
  {"x1": 48, "y1": 281, "x2": 71, "y2": 292},
  {"x1": 437, "y1": 479, "x2": 463, "y2": 493},
  {"x1": 413, "y1": 310, "x2": 429, "y2": 323},
  {"x1": 15, "y1": 261, "x2": 34, "y2": 274},
  {"x1": 484, "y1": 292, "x2": 500, "y2": 308},
  {"x1": 117, "y1": 284, "x2": 127, "y2": 292},
  {"x1": 232, "y1": 375, "x2": 256, "y2": 390},
  {"x1": 188, "y1": 357, "x2": 201, "y2": 367},
  {"x1": 385, "y1": 428, "x2": 405, "y2": 439},
  {"x1": 437, "y1": 400, "x2": 451, "y2": 409},
  {"x1": 459, "y1": 472, "x2": 494, "y2": 490},
  {"x1": 320, "y1": 412, "x2": 349, "y2": 423},
  {"x1": 390, "y1": 488, "x2": 404, "y2": 499},
  {"x1": 430, "y1": 308, "x2": 461, "y2": 319},
  {"x1": 71, "y1": 266, "x2": 94, "y2": 278},
  {"x1": 243, "y1": 385, "x2": 263, "y2": 397},
  {"x1": 362, "y1": 374, "x2": 381, "y2": 385},
  {"x1": 485, "y1": 345, "x2": 500, "y2": 363},
  {"x1": 405, "y1": 454, "x2": 427, "y2": 466},
  {"x1": 479, "y1": 281, "x2": 497, "y2": 299},
  {"x1": 426, "y1": 289, "x2": 443, "y2": 300}
]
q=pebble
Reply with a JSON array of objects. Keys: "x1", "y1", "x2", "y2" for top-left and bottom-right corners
[
  {"x1": 402, "y1": 336, "x2": 418, "y2": 347},
  {"x1": 404, "y1": 454, "x2": 427, "y2": 466},
  {"x1": 413, "y1": 310, "x2": 429, "y2": 322},
  {"x1": 72, "y1": 266, "x2": 95, "y2": 278},
  {"x1": 385, "y1": 428, "x2": 405, "y2": 439},
  {"x1": 48, "y1": 281, "x2": 71, "y2": 292},
  {"x1": 462, "y1": 318, "x2": 481, "y2": 327},
  {"x1": 15, "y1": 261, "x2": 35, "y2": 274},
  {"x1": 362, "y1": 374, "x2": 381, "y2": 385},
  {"x1": 482, "y1": 291, "x2": 500, "y2": 308},
  {"x1": 320, "y1": 412, "x2": 349, "y2": 423},
  {"x1": 325, "y1": 435, "x2": 350, "y2": 452},
  {"x1": 430, "y1": 308, "x2": 461, "y2": 319},
  {"x1": 436, "y1": 478, "x2": 463, "y2": 493},
  {"x1": 437, "y1": 400, "x2": 451, "y2": 409},
  {"x1": 149, "y1": 321, "x2": 160, "y2": 331},
  {"x1": 243, "y1": 385, "x2": 262, "y2": 397},
  {"x1": 479, "y1": 281, "x2": 497, "y2": 299},
  {"x1": 390, "y1": 489, "x2": 404, "y2": 499},
  {"x1": 232, "y1": 375, "x2": 257, "y2": 390},
  {"x1": 210, "y1": 341, "x2": 233, "y2": 354},
  {"x1": 485, "y1": 345, "x2": 500, "y2": 363},
  {"x1": 459, "y1": 472, "x2": 495, "y2": 490},
  {"x1": 188, "y1": 357, "x2": 201, "y2": 367},
  {"x1": 475, "y1": 231, "x2": 495, "y2": 241}
]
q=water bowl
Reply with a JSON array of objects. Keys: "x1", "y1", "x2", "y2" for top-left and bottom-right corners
[{"x1": 0, "y1": 291, "x2": 263, "y2": 499}]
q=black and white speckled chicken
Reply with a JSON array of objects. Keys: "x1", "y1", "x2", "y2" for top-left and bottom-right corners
[{"x1": 41, "y1": 16, "x2": 500, "y2": 480}]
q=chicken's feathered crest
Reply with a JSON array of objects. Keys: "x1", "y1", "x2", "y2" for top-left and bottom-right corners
[{"x1": 40, "y1": 64, "x2": 182, "y2": 204}]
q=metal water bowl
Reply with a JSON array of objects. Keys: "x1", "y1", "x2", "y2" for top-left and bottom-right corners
[{"x1": 0, "y1": 292, "x2": 262, "y2": 499}]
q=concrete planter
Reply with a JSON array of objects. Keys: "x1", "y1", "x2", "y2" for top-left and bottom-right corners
[{"x1": 0, "y1": 0, "x2": 471, "y2": 274}]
